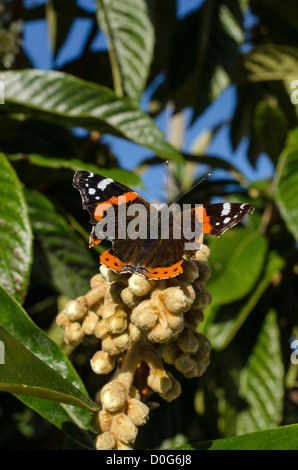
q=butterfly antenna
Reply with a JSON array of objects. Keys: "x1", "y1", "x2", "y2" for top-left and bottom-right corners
[
  {"x1": 175, "y1": 172, "x2": 211, "y2": 203},
  {"x1": 166, "y1": 160, "x2": 169, "y2": 202}
]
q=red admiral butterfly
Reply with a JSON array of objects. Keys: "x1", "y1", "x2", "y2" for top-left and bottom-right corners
[{"x1": 73, "y1": 171, "x2": 254, "y2": 279}]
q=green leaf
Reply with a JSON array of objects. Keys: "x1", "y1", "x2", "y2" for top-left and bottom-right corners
[
  {"x1": 155, "y1": 0, "x2": 242, "y2": 120},
  {"x1": 173, "y1": 424, "x2": 298, "y2": 450},
  {"x1": 0, "y1": 116, "x2": 81, "y2": 158},
  {"x1": 136, "y1": 152, "x2": 242, "y2": 176},
  {"x1": 0, "y1": 153, "x2": 32, "y2": 303},
  {"x1": 206, "y1": 229, "x2": 268, "y2": 306},
  {"x1": 25, "y1": 189, "x2": 98, "y2": 299},
  {"x1": 97, "y1": 0, "x2": 154, "y2": 102},
  {"x1": 0, "y1": 286, "x2": 99, "y2": 447},
  {"x1": 46, "y1": 0, "x2": 77, "y2": 57},
  {"x1": 0, "y1": 70, "x2": 183, "y2": 164},
  {"x1": 276, "y1": 128, "x2": 298, "y2": 241},
  {"x1": 234, "y1": 44, "x2": 298, "y2": 84},
  {"x1": 253, "y1": 100, "x2": 289, "y2": 164},
  {"x1": 61, "y1": 50, "x2": 113, "y2": 90},
  {"x1": 222, "y1": 310, "x2": 284, "y2": 436},
  {"x1": 9, "y1": 153, "x2": 142, "y2": 188},
  {"x1": 230, "y1": 81, "x2": 297, "y2": 167},
  {"x1": 252, "y1": 0, "x2": 298, "y2": 47},
  {"x1": 0, "y1": 326, "x2": 98, "y2": 412},
  {"x1": 0, "y1": 287, "x2": 98, "y2": 446},
  {"x1": 202, "y1": 251, "x2": 285, "y2": 350}
]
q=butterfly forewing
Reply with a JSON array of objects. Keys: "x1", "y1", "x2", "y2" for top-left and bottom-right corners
[{"x1": 202, "y1": 203, "x2": 254, "y2": 236}]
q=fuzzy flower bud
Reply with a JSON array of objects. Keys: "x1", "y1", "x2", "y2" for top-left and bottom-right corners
[
  {"x1": 131, "y1": 302, "x2": 159, "y2": 330},
  {"x1": 184, "y1": 309, "x2": 204, "y2": 329},
  {"x1": 196, "y1": 244, "x2": 210, "y2": 262},
  {"x1": 116, "y1": 441, "x2": 133, "y2": 450},
  {"x1": 127, "y1": 398, "x2": 150, "y2": 426},
  {"x1": 177, "y1": 328, "x2": 200, "y2": 354},
  {"x1": 91, "y1": 350, "x2": 116, "y2": 375},
  {"x1": 112, "y1": 332, "x2": 131, "y2": 352},
  {"x1": 100, "y1": 264, "x2": 119, "y2": 281},
  {"x1": 0, "y1": 23, "x2": 22, "y2": 68},
  {"x1": 193, "y1": 334, "x2": 212, "y2": 362},
  {"x1": 121, "y1": 287, "x2": 141, "y2": 308},
  {"x1": 82, "y1": 311, "x2": 98, "y2": 335},
  {"x1": 162, "y1": 341, "x2": 181, "y2": 364},
  {"x1": 196, "y1": 261, "x2": 212, "y2": 282},
  {"x1": 192, "y1": 282, "x2": 212, "y2": 309},
  {"x1": 105, "y1": 310, "x2": 127, "y2": 335},
  {"x1": 178, "y1": 261, "x2": 199, "y2": 283},
  {"x1": 94, "y1": 319, "x2": 109, "y2": 339},
  {"x1": 110, "y1": 413, "x2": 138, "y2": 445},
  {"x1": 159, "y1": 376, "x2": 181, "y2": 402},
  {"x1": 164, "y1": 311, "x2": 184, "y2": 333},
  {"x1": 64, "y1": 297, "x2": 87, "y2": 321},
  {"x1": 94, "y1": 431, "x2": 115, "y2": 450},
  {"x1": 109, "y1": 282, "x2": 127, "y2": 303},
  {"x1": 101, "y1": 385, "x2": 127, "y2": 413},
  {"x1": 56, "y1": 311, "x2": 70, "y2": 328},
  {"x1": 101, "y1": 332, "x2": 131, "y2": 355},
  {"x1": 90, "y1": 273, "x2": 105, "y2": 289},
  {"x1": 64, "y1": 322, "x2": 84, "y2": 346},
  {"x1": 91, "y1": 410, "x2": 113, "y2": 434},
  {"x1": 147, "y1": 323, "x2": 173, "y2": 343},
  {"x1": 128, "y1": 273, "x2": 156, "y2": 297},
  {"x1": 161, "y1": 285, "x2": 195, "y2": 314},
  {"x1": 175, "y1": 353, "x2": 196, "y2": 374},
  {"x1": 147, "y1": 369, "x2": 172, "y2": 394},
  {"x1": 128, "y1": 323, "x2": 142, "y2": 343},
  {"x1": 100, "y1": 303, "x2": 117, "y2": 319}
]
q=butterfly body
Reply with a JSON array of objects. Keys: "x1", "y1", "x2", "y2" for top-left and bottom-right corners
[{"x1": 73, "y1": 171, "x2": 254, "y2": 280}]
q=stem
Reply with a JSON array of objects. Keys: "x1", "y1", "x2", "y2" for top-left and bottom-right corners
[
  {"x1": 117, "y1": 340, "x2": 145, "y2": 389},
  {"x1": 261, "y1": 201, "x2": 274, "y2": 235},
  {"x1": 85, "y1": 284, "x2": 107, "y2": 308},
  {"x1": 117, "y1": 339, "x2": 163, "y2": 391},
  {"x1": 73, "y1": 20, "x2": 98, "y2": 77},
  {"x1": 166, "y1": 108, "x2": 185, "y2": 202},
  {"x1": 97, "y1": 0, "x2": 124, "y2": 96}
]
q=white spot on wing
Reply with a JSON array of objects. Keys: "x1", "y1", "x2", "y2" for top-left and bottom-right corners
[
  {"x1": 88, "y1": 188, "x2": 96, "y2": 195},
  {"x1": 221, "y1": 203, "x2": 231, "y2": 216},
  {"x1": 223, "y1": 217, "x2": 231, "y2": 224},
  {"x1": 97, "y1": 178, "x2": 113, "y2": 190}
]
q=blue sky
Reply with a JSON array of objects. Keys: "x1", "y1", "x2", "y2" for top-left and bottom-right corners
[{"x1": 22, "y1": 0, "x2": 274, "y2": 202}]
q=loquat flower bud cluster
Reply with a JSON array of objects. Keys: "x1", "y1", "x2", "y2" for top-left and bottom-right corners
[
  {"x1": 0, "y1": 5, "x2": 23, "y2": 69},
  {"x1": 91, "y1": 378, "x2": 149, "y2": 450},
  {"x1": 56, "y1": 244, "x2": 212, "y2": 450}
]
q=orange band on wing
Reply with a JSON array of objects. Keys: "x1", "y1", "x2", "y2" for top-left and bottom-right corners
[
  {"x1": 145, "y1": 260, "x2": 183, "y2": 279},
  {"x1": 89, "y1": 237, "x2": 102, "y2": 248},
  {"x1": 100, "y1": 250, "x2": 125, "y2": 272},
  {"x1": 202, "y1": 207, "x2": 212, "y2": 234},
  {"x1": 94, "y1": 192, "x2": 139, "y2": 221}
]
